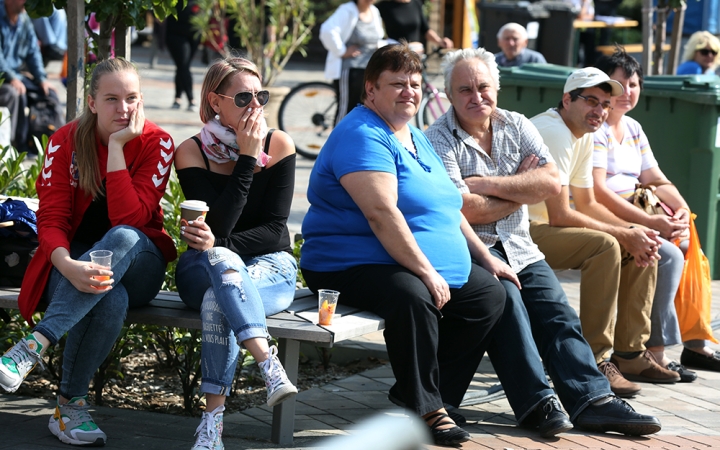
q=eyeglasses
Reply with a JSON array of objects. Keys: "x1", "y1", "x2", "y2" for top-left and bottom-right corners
[
  {"x1": 216, "y1": 90, "x2": 270, "y2": 108},
  {"x1": 576, "y1": 94, "x2": 613, "y2": 111},
  {"x1": 698, "y1": 49, "x2": 718, "y2": 56}
]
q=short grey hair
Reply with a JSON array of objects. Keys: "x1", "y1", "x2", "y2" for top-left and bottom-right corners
[
  {"x1": 442, "y1": 47, "x2": 501, "y2": 95},
  {"x1": 497, "y1": 22, "x2": 528, "y2": 40}
]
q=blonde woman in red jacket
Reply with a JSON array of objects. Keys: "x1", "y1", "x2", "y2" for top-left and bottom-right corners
[{"x1": 0, "y1": 58, "x2": 177, "y2": 447}]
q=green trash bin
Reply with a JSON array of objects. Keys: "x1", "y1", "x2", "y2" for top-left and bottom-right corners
[
  {"x1": 498, "y1": 66, "x2": 720, "y2": 279},
  {"x1": 497, "y1": 63, "x2": 574, "y2": 118}
]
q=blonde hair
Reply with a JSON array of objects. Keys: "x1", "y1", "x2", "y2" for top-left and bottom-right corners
[
  {"x1": 200, "y1": 57, "x2": 262, "y2": 123},
  {"x1": 682, "y1": 31, "x2": 720, "y2": 63},
  {"x1": 74, "y1": 58, "x2": 139, "y2": 199}
]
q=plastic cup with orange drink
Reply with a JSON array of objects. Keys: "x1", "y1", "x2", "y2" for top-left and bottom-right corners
[
  {"x1": 318, "y1": 289, "x2": 340, "y2": 326},
  {"x1": 90, "y1": 250, "x2": 112, "y2": 286}
]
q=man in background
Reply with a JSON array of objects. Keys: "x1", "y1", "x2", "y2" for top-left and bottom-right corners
[{"x1": 495, "y1": 23, "x2": 547, "y2": 67}]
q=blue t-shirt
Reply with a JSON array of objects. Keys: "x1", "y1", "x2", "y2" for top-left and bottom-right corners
[
  {"x1": 301, "y1": 106, "x2": 471, "y2": 288},
  {"x1": 494, "y1": 48, "x2": 547, "y2": 68},
  {"x1": 676, "y1": 60, "x2": 710, "y2": 75}
]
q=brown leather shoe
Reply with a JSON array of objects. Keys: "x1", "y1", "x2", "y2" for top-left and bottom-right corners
[
  {"x1": 611, "y1": 351, "x2": 680, "y2": 384},
  {"x1": 598, "y1": 361, "x2": 642, "y2": 398}
]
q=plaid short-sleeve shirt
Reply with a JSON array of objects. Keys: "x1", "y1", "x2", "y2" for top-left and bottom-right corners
[{"x1": 425, "y1": 107, "x2": 553, "y2": 273}]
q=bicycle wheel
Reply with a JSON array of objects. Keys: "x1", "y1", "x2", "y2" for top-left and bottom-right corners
[
  {"x1": 416, "y1": 92, "x2": 452, "y2": 130},
  {"x1": 278, "y1": 82, "x2": 337, "y2": 160}
]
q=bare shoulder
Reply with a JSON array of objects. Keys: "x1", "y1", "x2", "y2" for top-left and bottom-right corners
[
  {"x1": 174, "y1": 134, "x2": 205, "y2": 170},
  {"x1": 266, "y1": 129, "x2": 296, "y2": 168}
]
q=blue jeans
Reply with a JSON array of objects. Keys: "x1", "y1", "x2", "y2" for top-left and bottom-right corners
[
  {"x1": 176, "y1": 247, "x2": 297, "y2": 395},
  {"x1": 649, "y1": 238, "x2": 708, "y2": 349},
  {"x1": 34, "y1": 226, "x2": 166, "y2": 400},
  {"x1": 487, "y1": 245, "x2": 612, "y2": 422}
]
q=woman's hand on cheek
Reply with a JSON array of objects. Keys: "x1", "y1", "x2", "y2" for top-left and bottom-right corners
[{"x1": 109, "y1": 101, "x2": 146, "y2": 147}]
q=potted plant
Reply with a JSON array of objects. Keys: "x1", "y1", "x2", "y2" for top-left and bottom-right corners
[{"x1": 190, "y1": 0, "x2": 315, "y2": 126}]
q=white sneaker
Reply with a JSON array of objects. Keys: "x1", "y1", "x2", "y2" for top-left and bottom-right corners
[
  {"x1": 48, "y1": 396, "x2": 107, "y2": 446},
  {"x1": 191, "y1": 405, "x2": 225, "y2": 450},
  {"x1": 0, "y1": 335, "x2": 44, "y2": 392},
  {"x1": 258, "y1": 345, "x2": 298, "y2": 407}
]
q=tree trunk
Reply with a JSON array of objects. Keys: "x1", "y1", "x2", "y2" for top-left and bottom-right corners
[
  {"x1": 66, "y1": 0, "x2": 85, "y2": 121},
  {"x1": 641, "y1": 0, "x2": 654, "y2": 74},
  {"x1": 667, "y1": 4, "x2": 687, "y2": 74},
  {"x1": 653, "y1": 7, "x2": 668, "y2": 74}
]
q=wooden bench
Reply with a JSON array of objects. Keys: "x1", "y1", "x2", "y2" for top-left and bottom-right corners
[
  {"x1": 0, "y1": 286, "x2": 385, "y2": 445},
  {"x1": 596, "y1": 43, "x2": 671, "y2": 56}
]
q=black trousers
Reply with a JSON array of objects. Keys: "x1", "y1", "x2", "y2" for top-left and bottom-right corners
[
  {"x1": 333, "y1": 67, "x2": 365, "y2": 124},
  {"x1": 166, "y1": 33, "x2": 200, "y2": 102},
  {"x1": 302, "y1": 263, "x2": 506, "y2": 415},
  {"x1": 0, "y1": 78, "x2": 47, "y2": 152}
]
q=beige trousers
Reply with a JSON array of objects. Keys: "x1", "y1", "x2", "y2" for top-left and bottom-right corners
[{"x1": 529, "y1": 221, "x2": 656, "y2": 363}]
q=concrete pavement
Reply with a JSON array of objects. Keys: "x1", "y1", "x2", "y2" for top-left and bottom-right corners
[{"x1": 3, "y1": 43, "x2": 720, "y2": 449}]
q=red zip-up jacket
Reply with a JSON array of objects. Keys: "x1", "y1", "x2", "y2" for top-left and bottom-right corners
[{"x1": 18, "y1": 120, "x2": 178, "y2": 323}]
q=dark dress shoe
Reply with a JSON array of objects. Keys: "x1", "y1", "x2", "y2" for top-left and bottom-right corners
[
  {"x1": 667, "y1": 360, "x2": 697, "y2": 382},
  {"x1": 574, "y1": 397, "x2": 661, "y2": 436},
  {"x1": 681, "y1": 348, "x2": 720, "y2": 372},
  {"x1": 520, "y1": 396, "x2": 573, "y2": 438},
  {"x1": 425, "y1": 412, "x2": 470, "y2": 446}
]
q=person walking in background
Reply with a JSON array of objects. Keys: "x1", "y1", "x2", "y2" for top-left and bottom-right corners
[
  {"x1": 0, "y1": 58, "x2": 177, "y2": 446},
  {"x1": 594, "y1": 46, "x2": 719, "y2": 375},
  {"x1": 173, "y1": 57, "x2": 299, "y2": 450},
  {"x1": 320, "y1": 0, "x2": 385, "y2": 123},
  {"x1": 494, "y1": 23, "x2": 546, "y2": 67},
  {"x1": 376, "y1": 0, "x2": 452, "y2": 53},
  {"x1": 676, "y1": 31, "x2": 720, "y2": 75},
  {"x1": 166, "y1": 0, "x2": 201, "y2": 111}
]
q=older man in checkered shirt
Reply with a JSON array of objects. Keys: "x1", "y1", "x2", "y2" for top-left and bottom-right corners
[{"x1": 425, "y1": 47, "x2": 662, "y2": 438}]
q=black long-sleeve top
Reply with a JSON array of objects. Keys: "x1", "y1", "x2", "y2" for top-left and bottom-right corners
[{"x1": 176, "y1": 146, "x2": 296, "y2": 258}]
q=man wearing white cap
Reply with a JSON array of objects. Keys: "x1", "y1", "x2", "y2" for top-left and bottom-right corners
[{"x1": 529, "y1": 67, "x2": 681, "y2": 395}]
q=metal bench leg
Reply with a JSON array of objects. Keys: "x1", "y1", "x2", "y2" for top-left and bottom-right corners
[{"x1": 271, "y1": 338, "x2": 299, "y2": 445}]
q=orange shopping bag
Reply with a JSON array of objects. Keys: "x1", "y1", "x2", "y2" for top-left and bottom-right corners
[{"x1": 674, "y1": 213, "x2": 718, "y2": 343}]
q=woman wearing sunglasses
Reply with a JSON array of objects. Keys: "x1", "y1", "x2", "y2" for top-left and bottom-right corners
[
  {"x1": 173, "y1": 57, "x2": 298, "y2": 449},
  {"x1": 676, "y1": 31, "x2": 720, "y2": 75}
]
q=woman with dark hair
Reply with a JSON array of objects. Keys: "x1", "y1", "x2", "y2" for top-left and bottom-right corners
[
  {"x1": 320, "y1": 0, "x2": 385, "y2": 123},
  {"x1": 593, "y1": 46, "x2": 719, "y2": 379},
  {"x1": 0, "y1": 58, "x2": 177, "y2": 446},
  {"x1": 300, "y1": 43, "x2": 514, "y2": 446},
  {"x1": 173, "y1": 56, "x2": 298, "y2": 449}
]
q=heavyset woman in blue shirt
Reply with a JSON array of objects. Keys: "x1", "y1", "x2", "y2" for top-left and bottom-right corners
[{"x1": 300, "y1": 43, "x2": 516, "y2": 446}]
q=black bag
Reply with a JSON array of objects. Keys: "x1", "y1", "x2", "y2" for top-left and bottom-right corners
[
  {"x1": 26, "y1": 89, "x2": 65, "y2": 146},
  {"x1": 0, "y1": 236, "x2": 37, "y2": 287}
]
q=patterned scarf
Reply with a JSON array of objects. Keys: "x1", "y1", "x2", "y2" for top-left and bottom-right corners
[{"x1": 199, "y1": 118, "x2": 271, "y2": 167}]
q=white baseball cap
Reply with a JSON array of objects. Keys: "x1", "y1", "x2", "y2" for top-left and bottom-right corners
[{"x1": 564, "y1": 67, "x2": 624, "y2": 97}]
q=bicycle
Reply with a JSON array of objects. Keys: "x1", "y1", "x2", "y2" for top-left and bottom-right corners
[
  {"x1": 416, "y1": 47, "x2": 452, "y2": 130},
  {"x1": 278, "y1": 81, "x2": 337, "y2": 160},
  {"x1": 278, "y1": 47, "x2": 451, "y2": 160}
]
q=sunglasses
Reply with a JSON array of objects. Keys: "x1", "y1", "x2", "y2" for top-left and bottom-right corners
[
  {"x1": 699, "y1": 49, "x2": 718, "y2": 56},
  {"x1": 216, "y1": 90, "x2": 270, "y2": 107},
  {"x1": 576, "y1": 94, "x2": 613, "y2": 111}
]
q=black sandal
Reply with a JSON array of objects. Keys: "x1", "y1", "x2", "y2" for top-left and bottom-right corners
[{"x1": 424, "y1": 411, "x2": 470, "y2": 446}]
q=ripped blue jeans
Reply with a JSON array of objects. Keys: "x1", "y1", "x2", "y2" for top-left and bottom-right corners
[{"x1": 175, "y1": 247, "x2": 298, "y2": 395}]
